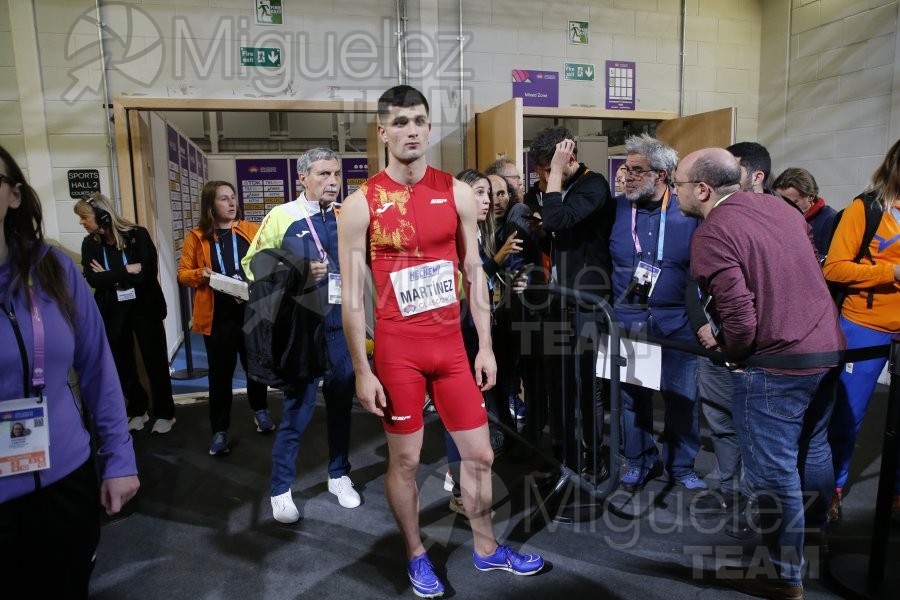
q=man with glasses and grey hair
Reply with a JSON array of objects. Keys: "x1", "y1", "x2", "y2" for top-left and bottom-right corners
[
  {"x1": 610, "y1": 134, "x2": 706, "y2": 492},
  {"x1": 242, "y1": 148, "x2": 361, "y2": 523}
]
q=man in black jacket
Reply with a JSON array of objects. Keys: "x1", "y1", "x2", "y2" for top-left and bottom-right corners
[{"x1": 527, "y1": 127, "x2": 615, "y2": 479}]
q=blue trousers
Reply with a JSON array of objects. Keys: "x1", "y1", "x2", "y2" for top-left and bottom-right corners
[
  {"x1": 270, "y1": 329, "x2": 355, "y2": 496},
  {"x1": 620, "y1": 322, "x2": 700, "y2": 479},
  {"x1": 829, "y1": 315, "x2": 900, "y2": 493},
  {"x1": 731, "y1": 367, "x2": 831, "y2": 586}
]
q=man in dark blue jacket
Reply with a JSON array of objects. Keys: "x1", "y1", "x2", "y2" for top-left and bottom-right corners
[
  {"x1": 610, "y1": 134, "x2": 705, "y2": 492},
  {"x1": 243, "y1": 148, "x2": 360, "y2": 522}
]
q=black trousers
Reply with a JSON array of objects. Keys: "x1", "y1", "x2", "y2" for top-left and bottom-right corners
[
  {"x1": 0, "y1": 458, "x2": 101, "y2": 599},
  {"x1": 105, "y1": 302, "x2": 175, "y2": 419},
  {"x1": 203, "y1": 308, "x2": 268, "y2": 434}
]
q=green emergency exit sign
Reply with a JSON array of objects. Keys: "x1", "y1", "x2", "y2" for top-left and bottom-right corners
[
  {"x1": 241, "y1": 47, "x2": 282, "y2": 67},
  {"x1": 565, "y1": 62, "x2": 595, "y2": 81}
]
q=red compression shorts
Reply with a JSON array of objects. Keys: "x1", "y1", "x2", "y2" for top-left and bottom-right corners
[{"x1": 373, "y1": 322, "x2": 487, "y2": 434}]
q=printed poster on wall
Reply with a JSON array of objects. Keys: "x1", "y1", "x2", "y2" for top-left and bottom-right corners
[
  {"x1": 289, "y1": 158, "x2": 300, "y2": 202},
  {"x1": 606, "y1": 60, "x2": 635, "y2": 110},
  {"x1": 236, "y1": 159, "x2": 290, "y2": 223},
  {"x1": 178, "y1": 135, "x2": 192, "y2": 241},
  {"x1": 167, "y1": 125, "x2": 183, "y2": 252},
  {"x1": 512, "y1": 70, "x2": 559, "y2": 108},
  {"x1": 342, "y1": 157, "x2": 368, "y2": 200}
]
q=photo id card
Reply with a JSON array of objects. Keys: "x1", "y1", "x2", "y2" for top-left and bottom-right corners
[{"x1": 0, "y1": 397, "x2": 50, "y2": 477}]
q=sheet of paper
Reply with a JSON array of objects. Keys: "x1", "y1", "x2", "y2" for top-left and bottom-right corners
[
  {"x1": 596, "y1": 335, "x2": 662, "y2": 391},
  {"x1": 209, "y1": 272, "x2": 249, "y2": 301}
]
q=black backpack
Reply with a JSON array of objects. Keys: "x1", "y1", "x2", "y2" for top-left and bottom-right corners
[
  {"x1": 243, "y1": 249, "x2": 328, "y2": 392},
  {"x1": 826, "y1": 190, "x2": 884, "y2": 310}
]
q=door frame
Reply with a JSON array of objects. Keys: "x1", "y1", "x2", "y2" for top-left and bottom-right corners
[{"x1": 111, "y1": 97, "x2": 379, "y2": 227}]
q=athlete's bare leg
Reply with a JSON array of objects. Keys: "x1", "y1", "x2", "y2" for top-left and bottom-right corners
[
  {"x1": 385, "y1": 429, "x2": 427, "y2": 559},
  {"x1": 448, "y1": 424, "x2": 498, "y2": 557}
]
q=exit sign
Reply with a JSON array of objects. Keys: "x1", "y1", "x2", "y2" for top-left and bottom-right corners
[
  {"x1": 241, "y1": 47, "x2": 282, "y2": 67},
  {"x1": 565, "y1": 62, "x2": 595, "y2": 81}
]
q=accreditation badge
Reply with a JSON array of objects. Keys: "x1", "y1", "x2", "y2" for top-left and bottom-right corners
[
  {"x1": 328, "y1": 273, "x2": 342, "y2": 304},
  {"x1": 634, "y1": 261, "x2": 662, "y2": 297},
  {"x1": 116, "y1": 287, "x2": 137, "y2": 302},
  {"x1": 0, "y1": 397, "x2": 50, "y2": 477},
  {"x1": 390, "y1": 259, "x2": 458, "y2": 317}
]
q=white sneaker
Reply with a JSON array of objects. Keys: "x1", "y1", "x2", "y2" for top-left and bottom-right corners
[
  {"x1": 271, "y1": 490, "x2": 300, "y2": 523},
  {"x1": 150, "y1": 417, "x2": 176, "y2": 434},
  {"x1": 128, "y1": 413, "x2": 149, "y2": 431},
  {"x1": 328, "y1": 475, "x2": 361, "y2": 508}
]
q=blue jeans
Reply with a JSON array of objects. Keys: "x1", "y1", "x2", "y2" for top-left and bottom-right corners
[
  {"x1": 731, "y1": 367, "x2": 832, "y2": 586},
  {"x1": 620, "y1": 324, "x2": 700, "y2": 479},
  {"x1": 270, "y1": 329, "x2": 355, "y2": 496}
]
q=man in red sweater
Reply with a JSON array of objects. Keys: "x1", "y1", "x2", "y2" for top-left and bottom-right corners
[{"x1": 678, "y1": 147, "x2": 844, "y2": 600}]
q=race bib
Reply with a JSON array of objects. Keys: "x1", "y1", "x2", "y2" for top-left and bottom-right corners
[
  {"x1": 390, "y1": 259, "x2": 457, "y2": 317},
  {"x1": 0, "y1": 397, "x2": 50, "y2": 477},
  {"x1": 116, "y1": 287, "x2": 137, "y2": 302}
]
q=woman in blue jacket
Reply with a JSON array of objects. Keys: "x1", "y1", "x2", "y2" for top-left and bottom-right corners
[{"x1": 0, "y1": 146, "x2": 139, "y2": 598}]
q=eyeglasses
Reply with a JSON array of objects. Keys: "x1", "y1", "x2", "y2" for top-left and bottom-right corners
[{"x1": 622, "y1": 166, "x2": 658, "y2": 178}]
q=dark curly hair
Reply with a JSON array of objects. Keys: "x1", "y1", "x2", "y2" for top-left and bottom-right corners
[{"x1": 527, "y1": 126, "x2": 576, "y2": 167}]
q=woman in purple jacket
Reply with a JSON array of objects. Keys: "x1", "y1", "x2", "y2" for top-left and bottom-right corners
[{"x1": 0, "y1": 146, "x2": 139, "y2": 598}]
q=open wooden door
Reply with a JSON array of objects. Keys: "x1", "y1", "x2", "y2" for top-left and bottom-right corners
[
  {"x1": 655, "y1": 107, "x2": 736, "y2": 159},
  {"x1": 475, "y1": 98, "x2": 523, "y2": 173}
]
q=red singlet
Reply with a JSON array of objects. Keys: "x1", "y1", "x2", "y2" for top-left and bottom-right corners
[{"x1": 362, "y1": 167, "x2": 487, "y2": 433}]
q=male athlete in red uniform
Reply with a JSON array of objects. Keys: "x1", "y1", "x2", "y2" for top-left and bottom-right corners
[{"x1": 339, "y1": 86, "x2": 543, "y2": 598}]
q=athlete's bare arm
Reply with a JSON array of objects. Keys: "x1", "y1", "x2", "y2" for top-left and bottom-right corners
[
  {"x1": 454, "y1": 179, "x2": 497, "y2": 391},
  {"x1": 338, "y1": 189, "x2": 386, "y2": 416}
]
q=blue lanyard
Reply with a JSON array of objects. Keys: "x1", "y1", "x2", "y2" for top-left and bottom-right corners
[
  {"x1": 101, "y1": 245, "x2": 128, "y2": 271},
  {"x1": 214, "y1": 228, "x2": 239, "y2": 274},
  {"x1": 631, "y1": 188, "x2": 669, "y2": 264}
]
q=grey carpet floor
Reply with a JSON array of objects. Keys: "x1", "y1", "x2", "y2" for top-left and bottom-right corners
[{"x1": 89, "y1": 387, "x2": 900, "y2": 599}]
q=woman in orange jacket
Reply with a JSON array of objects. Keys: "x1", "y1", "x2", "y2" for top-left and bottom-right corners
[{"x1": 178, "y1": 180, "x2": 275, "y2": 456}]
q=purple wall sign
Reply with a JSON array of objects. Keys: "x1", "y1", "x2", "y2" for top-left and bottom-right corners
[
  {"x1": 288, "y1": 158, "x2": 300, "y2": 202},
  {"x1": 512, "y1": 70, "x2": 559, "y2": 108},
  {"x1": 342, "y1": 157, "x2": 369, "y2": 200},
  {"x1": 178, "y1": 135, "x2": 192, "y2": 229},
  {"x1": 235, "y1": 158, "x2": 290, "y2": 223},
  {"x1": 166, "y1": 126, "x2": 183, "y2": 251},
  {"x1": 606, "y1": 60, "x2": 635, "y2": 110}
]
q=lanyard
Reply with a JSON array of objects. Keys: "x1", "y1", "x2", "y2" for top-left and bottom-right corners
[
  {"x1": 214, "y1": 227, "x2": 240, "y2": 274},
  {"x1": 4, "y1": 286, "x2": 45, "y2": 397},
  {"x1": 631, "y1": 188, "x2": 670, "y2": 264},
  {"x1": 101, "y1": 245, "x2": 128, "y2": 271},
  {"x1": 303, "y1": 214, "x2": 326, "y2": 261}
]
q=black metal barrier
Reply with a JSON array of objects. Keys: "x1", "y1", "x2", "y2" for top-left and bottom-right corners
[
  {"x1": 500, "y1": 283, "x2": 898, "y2": 593},
  {"x1": 506, "y1": 283, "x2": 624, "y2": 528}
]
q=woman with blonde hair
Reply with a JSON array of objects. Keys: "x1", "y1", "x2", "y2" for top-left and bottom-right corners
[
  {"x1": 74, "y1": 192, "x2": 175, "y2": 434},
  {"x1": 178, "y1": 180, "x2": 274, "y2": 455}
]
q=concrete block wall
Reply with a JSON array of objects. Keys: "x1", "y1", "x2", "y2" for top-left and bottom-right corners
[
  {"x1": 3, "y1": 0, "x2": 897, "y2": 256},
  {"x1": 448, "y1": 0, "x2": 762, "y2": 142},
  {"x1": 760, "y1": 0, "x2": 899, "y2": 209}
]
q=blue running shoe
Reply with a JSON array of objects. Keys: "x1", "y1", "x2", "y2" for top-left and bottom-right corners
[
  {"x1": 254, "y1": 409, "x2": 276, "y2": 433},
  {"x1": 675, "y1": 472, "x2": 708, "y2": 490},
  {"x1": 408, "y1": 553, "x2": 444, "y2": 598},
  {"x1": 473, "y1": 544, "x2": 544, "y2": 576}
]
